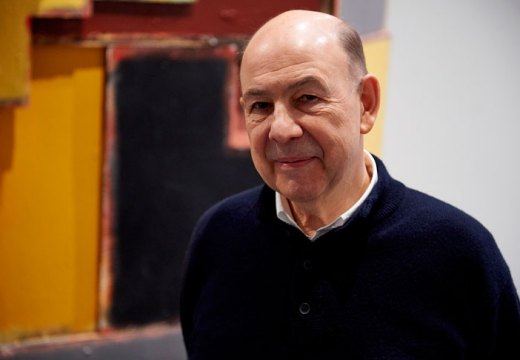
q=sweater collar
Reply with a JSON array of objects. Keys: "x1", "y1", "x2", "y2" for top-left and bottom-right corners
[{"x1": 255, "y1": 154, "x2": 405, "y2": 234}]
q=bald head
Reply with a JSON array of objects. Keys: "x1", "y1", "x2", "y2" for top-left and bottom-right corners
[
  {"x1": 240, "y1": 10, "x2": 367, "y2": 86},
  {"x1": 250, "y1": 10, "x2": 342, "y2": 44}
]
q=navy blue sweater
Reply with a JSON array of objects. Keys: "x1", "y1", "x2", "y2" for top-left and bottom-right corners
[{"x1": 180, "y1": 157, "x2": 520, "y2": 359}]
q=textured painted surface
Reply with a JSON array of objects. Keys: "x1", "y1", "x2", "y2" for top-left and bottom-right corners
[
  {"x1": 0, "y1": 2, "x2": 33, "y2": 104},
  {"x1": 98, "y1": 0, "x2": 194, "y2": 3},
  {"x1": 0, "y1": 0, "x2": 90, "y2": 106},
  {"x1": 0, "y1": 0, "x2": 90, "y2": 104},
  {"x1": 32, "y1": 0, "x2": 325, "y2": 37},
  {"x1": 101, "y1": 43, "x2": 263, "y2": 330},
  {"x1": 37, "y1": 0, "x2": 89, "y2": 13},
  {"x1": 0, "y1": 44, "x2": 103, "y2": 343}
]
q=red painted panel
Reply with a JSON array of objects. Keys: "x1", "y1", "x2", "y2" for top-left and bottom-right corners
[{"x1": 32, "y1": 0, "x2": 325, "y2": 38}]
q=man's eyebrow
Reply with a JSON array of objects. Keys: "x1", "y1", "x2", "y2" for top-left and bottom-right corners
[
  {"x1": 242, "y1": 76, "x2": 328, "y2": 101},
  {"x1": 242, "y1": 88, "x2": 270, "y2": 102}
]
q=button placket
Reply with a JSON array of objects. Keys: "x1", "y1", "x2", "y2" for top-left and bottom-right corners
[{"x1": 296, "y1": 246, "x2": 316, "y2": 318}]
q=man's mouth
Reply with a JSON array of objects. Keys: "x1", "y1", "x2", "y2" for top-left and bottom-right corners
[{"x1": 275, "y1": 157, "x2": 315, "y2": 169}]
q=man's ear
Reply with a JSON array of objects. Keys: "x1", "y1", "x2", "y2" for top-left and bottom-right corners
[{"x1": 359, "y1": 74, "x2": 380, "y2": 134}]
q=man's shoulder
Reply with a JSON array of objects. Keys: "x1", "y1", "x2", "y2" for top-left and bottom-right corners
[
  {"x1": 194, "y1": 184, "x2": 269, "y2": 230},
  {"x1": 364, "y1": 156, "x2": 492, "y2": 242},
  {"x1": 207, "y1": 184, "x2": 266, "y2": 215},
  {"x1": 394, "y1": 185, "x2": 495, "y2": 248},
  {"x1": 404, "y1": 187, "x2": 482, "y2": 224}
]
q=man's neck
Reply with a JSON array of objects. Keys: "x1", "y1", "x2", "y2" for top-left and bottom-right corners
[{"x1": 284, "y1": 152, "x2": 373, "y2": 237}]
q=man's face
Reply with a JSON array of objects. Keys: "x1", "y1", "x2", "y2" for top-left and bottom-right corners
[{"x1": 240, "y1": 22, "x2": 366, "y2": 205}]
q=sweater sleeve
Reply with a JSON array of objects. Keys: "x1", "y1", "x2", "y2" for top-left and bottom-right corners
[{"x1": 179, "y1": 206, "x2": 214, "y2": 353}]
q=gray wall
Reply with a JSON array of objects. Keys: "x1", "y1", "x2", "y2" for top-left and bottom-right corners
[{"x1": 381, "y1": 0, "x2": 520, "y2": 292}]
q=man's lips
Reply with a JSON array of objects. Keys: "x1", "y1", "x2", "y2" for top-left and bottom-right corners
[{"x1": 274, "y1": 156, "x2": 315, "y2": 169}]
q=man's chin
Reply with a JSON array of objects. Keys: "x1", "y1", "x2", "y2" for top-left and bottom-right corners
[{"x1": 277, "y1": 184, "x2": 322, "y2": 204}]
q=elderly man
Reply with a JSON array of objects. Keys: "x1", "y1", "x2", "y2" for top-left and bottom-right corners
[{"x1": 180, "y1": 10, "x2": 520, "y2": 359}]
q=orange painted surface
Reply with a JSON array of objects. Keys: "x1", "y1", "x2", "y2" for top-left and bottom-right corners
[{"x1": 0, "y1": 44, "x2": 104, "y2": 343}]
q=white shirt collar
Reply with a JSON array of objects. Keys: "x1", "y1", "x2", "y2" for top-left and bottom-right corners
[{"x1": 275, "y1": 150, "x2": 378, "y2": 241}]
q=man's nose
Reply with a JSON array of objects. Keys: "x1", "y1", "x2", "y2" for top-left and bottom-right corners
[{"x1": 268, "y1": 105, "x2": 303, "y2": 143}]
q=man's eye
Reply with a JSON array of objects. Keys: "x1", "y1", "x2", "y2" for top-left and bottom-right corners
[
  {"x1": 298, "y1": 94, "x2": 319, "y2": 103},
  {"x1": 251, "y1": 102, "x2": 273, "y2": 113}
]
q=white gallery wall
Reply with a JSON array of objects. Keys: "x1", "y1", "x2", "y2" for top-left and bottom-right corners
[{"x1": 381, "y1": 0, "x2": 520, "y2": 292}]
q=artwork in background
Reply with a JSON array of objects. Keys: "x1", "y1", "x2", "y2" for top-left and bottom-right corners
[
  {"x1": 95, "y1": 0, "x2": 195, "y2": 3},
  {"x1": 0, "y1": 0, "x2": 90, "y2": 105},
  {"x1": 101, "y1": 43, "x2": 261, "y2": 328},
  {"x1": 0, "y1": 44, "x2": 104, "y2": 343}
]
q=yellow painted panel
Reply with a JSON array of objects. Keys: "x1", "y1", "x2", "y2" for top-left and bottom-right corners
[
  {"x1": 38, "y1": 0, "x2": 88, "y2": 11},
  {"x1": 0, "y1": 0, "x2": 90, "y2": 104},
  {"x1": 0, "y1": 2, "x2": 32, "y2": 103},
  {"x1": 0, "y1": 44, "x2": 104, "y2": 343},
  {"x1": 363, "y1": 36, "x2": 390, "y2": 157}
]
